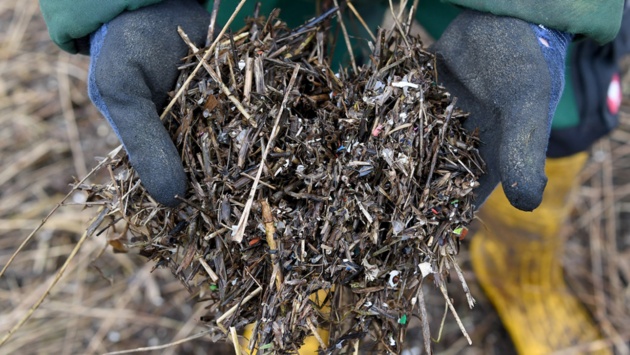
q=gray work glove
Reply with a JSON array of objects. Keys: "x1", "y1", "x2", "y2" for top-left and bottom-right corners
[
  {"x1": 88, "y1": 0, "x2": 210, "y2": 206},
  {"x1": 433, "y1": 10, "x2": 572, "y2": 211}
]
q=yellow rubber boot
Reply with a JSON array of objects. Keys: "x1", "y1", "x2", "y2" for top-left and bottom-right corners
[{"x1": 471, "y1": 152, "x2": 610, "y2": 354}]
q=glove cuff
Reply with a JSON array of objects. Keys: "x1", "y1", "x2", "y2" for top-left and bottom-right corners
[
  {"x1": 528, "y1": 25, "x2": 572, "y2": 131},
  {"x1": 87, "y1": 24, "x2": 123, "y2": 145}
]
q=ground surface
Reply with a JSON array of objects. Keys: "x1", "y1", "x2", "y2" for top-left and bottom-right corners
[{"x1": 1, "y1": 2, "x2": 629, "y2": 354}]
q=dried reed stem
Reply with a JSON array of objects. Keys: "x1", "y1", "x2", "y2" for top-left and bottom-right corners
[
  {"x1": 439, "y1": 284, "x2": 471, "y2": 345},
  {"x1": 206, "y1": 0, "x2": 221, "y2": 46},
  {"x1": 243, "y1": 56, "x2": 253, "y2": 104},
  {"x1": 230, "y1": 326, "x2": 242, "y2": 355},
  {"x1": 198, "y1": 257, "x2": 219, "y2": 282},
  {"x1": 388, "y1": 0, "x2": 411, "y2": 49},
  {"x1": 261, "y1": 199, "x2": 283, "y2": 291},
  {"x1": 346, "y1": 1, "x2": 376, "y2": 41},
  {"x1": 216, "y1": 286, "x2": 263, "y2": 333},
  {"x1": 306, "y1": 317, "x2": 327, "y2": 349},
  {"x1": 332, "y1": 0, "x2": 357, "y2": 73}
]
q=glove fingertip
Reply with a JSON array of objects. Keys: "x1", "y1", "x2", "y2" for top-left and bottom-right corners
[
  {"x1": 128, "y1": 136, "x2": 188, "y2": 207},
  {"x1": 152, "y1": 174, "x2": 187, "y2": 208},
  {"x1": 502, "y1": 174, "x2": 547, "y2": 211},
  {"x1": 137, "y1": 160, "x2": 188, "y2": 207}
]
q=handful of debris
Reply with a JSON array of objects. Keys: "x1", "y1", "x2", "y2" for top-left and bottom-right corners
[{"x1": 83, "y1": 7, "x2": 484, "y2": 354}]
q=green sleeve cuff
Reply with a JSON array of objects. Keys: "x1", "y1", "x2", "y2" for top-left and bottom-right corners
[
  {"x1": 39, "y1": 0, "x2": 164, "y2": 54},
  {"x1": 444, "y1": 0, "x2": 624, "y2": 44},
  {"x1": 40, "y1": 0, "x2": 280, "y2": 54},
  {"x1": 446, "y1": 0, "x2": 624, "y2": 44}
]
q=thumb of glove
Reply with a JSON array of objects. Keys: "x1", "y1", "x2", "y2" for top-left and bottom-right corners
[
  {"x1": 498, "y1": 25, "x2": 572, "y2": 210},
  {"x1": 433, "y1": 11, "x2": 571, "y2": 211},
  {"x1": 87, "y1": 0, "x2": 210, "y2": 206}
]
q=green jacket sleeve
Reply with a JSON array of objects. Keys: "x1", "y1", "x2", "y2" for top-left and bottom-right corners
[
  {"x1": 39, "y1": 0, "x2": 280, "y2": 54},
  {"x1": 39, "y1": 0, "x2": 163, "y2": 54},
  {"x1": 445, "y1": 0, "x2": 624, "y2": 44},
  {"x1": 41, "y1": 0, "x2": 625, "y2": 54}
]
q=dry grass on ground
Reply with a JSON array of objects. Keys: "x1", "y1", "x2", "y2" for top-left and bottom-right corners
[{"x1": 1, "y1": 1, "x2": 629, "y2": 354}]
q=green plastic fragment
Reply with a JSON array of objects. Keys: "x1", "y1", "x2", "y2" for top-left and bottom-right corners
[
  {"x1": 398, "y1": 314, "x2": 407, "y2": 325},
  {"x1": 209, "y1": 284, "x2": 218, "y2": 291},
  {"x1": 453, "y1": 227, "x2": 464, "y2": 235}
]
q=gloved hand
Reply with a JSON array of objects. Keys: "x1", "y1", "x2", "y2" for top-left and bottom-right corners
[
  {"x1": 88, "y1": 0, "x2": 210, "y2": 206},
  {"x1": 433, "y1": 10, "x2": 572, "y2": 211}
]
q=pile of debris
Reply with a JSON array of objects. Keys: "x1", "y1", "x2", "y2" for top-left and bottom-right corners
[{"x1": 83, "y1": 7, "x2": 483, "y2": 354}]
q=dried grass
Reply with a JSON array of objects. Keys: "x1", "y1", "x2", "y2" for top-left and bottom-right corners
[{"x1": 564, "y1": 109, "x2": 630, "y2": 354}]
